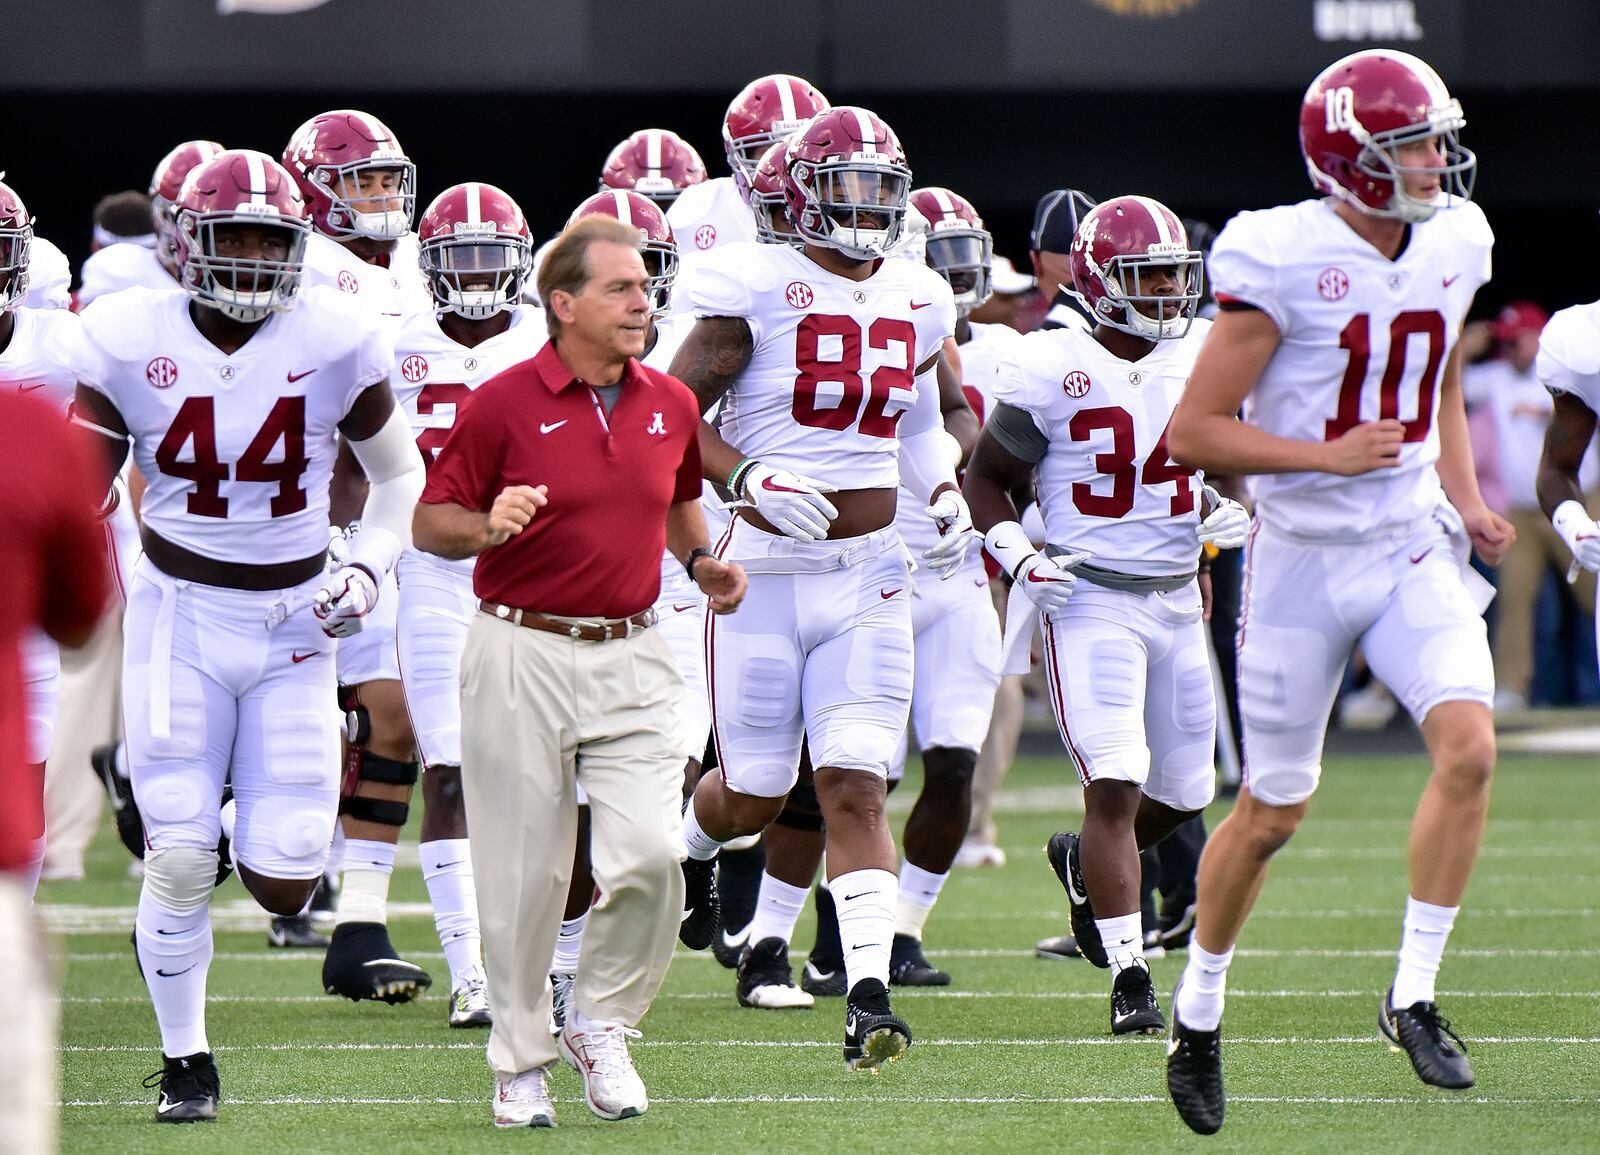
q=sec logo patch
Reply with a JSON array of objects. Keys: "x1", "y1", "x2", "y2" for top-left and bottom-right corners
[
  {"x1": 145, "y1": 357, "x2": 178, "y2": 389},
  {"x1": 1062, "y1": 371, "x2": 1092, "y2": 398},
  {"x1": 694, "y1": 224, "x2": 717, "y2": 250},
  {"x1": 337, "y1": 269, "x2": 360, "y2": 294},
  {"x1": 1317, "y1": 267, "x2": 1349, "y2": 302},
  {"x1": 785, "y1": 281, "x2": 814, "y2": 309},
  {"x1": 400, "y1": 355, "x2": 429, "y2": 384}
]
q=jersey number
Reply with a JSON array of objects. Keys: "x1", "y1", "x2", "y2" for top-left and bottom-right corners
[
  {"x1": 791, "y1": 314, "x2": 917, "y2": 439},
  {"x1": 1067, "y1": 407, "x2": 1195, "y2": 520},
  {"x1": 413, "y1": 382, "x2": 473, "y2": 464},
  {"x1": 1324, "y1": 309, "x2": 1446, "y2": 443},
  {"x1": 154, "y1": 395, "x2": 308, "y2": 519}
]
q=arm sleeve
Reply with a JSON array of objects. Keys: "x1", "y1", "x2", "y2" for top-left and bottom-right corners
[
  {"x1": 897, "y1": 364, "x2": 958, "y2": 503},
  {"x1": 988, "y1": 402, "x2": 1050, "y2": 465},
  {"x1": 345, "y1": 405, "x2": 427, "y2": 577},
  {"x1": 1208, "y1": 214, "x2": 1288, "y2": 335}
]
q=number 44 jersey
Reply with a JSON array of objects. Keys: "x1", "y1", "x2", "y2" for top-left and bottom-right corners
[
  {"x1": 686, "y1": 240, "x2": 957, "y2": 490},
  {"x1": 78, "y1": 285, "x2": 393, "y2": 564},
  {"x1": 1210, "y1": 198, "x2": 1493, "y2": 540}
]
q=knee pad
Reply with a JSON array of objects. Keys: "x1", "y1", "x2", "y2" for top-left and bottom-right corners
[
  {"x1": 921, "y1": 747, "x2": 978, "y2": 790},
  {"x1": 338, "y1": 750, "x2": 419, "y2": 827},
  {"x1": 142, "y1": 846, "x2": 219, "y2": 913},
  {"x1": 338, "y1": 684, "x2": 371, "y2": 747}
]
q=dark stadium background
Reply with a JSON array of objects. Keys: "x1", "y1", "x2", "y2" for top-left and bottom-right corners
[{"x1": 7, "y1": 84, "x2": 1595, "y2": 319}]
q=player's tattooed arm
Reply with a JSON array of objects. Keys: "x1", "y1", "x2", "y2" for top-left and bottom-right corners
[
  {"x1": 1537, "y1": 391, "x2": 1598, "y2": 519},
  {"x1": 70, "y1": 383, "x2": 131, "y2": 503},
  {"x1": 668, "y1": 316, "x2": 756, "y2": 487}
]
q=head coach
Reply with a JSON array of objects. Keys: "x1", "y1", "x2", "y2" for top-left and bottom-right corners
[{"x1": 413, "y1": 214, "x2": 746, "y2": 1127}]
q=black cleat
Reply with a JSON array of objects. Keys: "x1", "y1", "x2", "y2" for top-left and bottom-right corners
[
  {"x1": 678, "y1": 856, "x2": 720, "y2": 950},
  {"x1": 736, "y1": 937, "x2": 815, "y2": 1009},
  {"x1": 144, "y1": 1051, "x2": 220, "y2": 1123},
  {"x1": 1045, "y1": 831, "x2": 1106, "y2": 968},
  {"x1": 1035, "y1": 932, "x2": 1083, "y2": 961},
  {"x1": 91, "y1": 742, "x2": 146, "y2": 861},
  {"x1": 844, "y1": 978, "x2": 911, "y2": 1071},
  {"x1": 267, "y1": 914, "x2": 327, "y2": 950},
  {"x1": 1379, "y1": 989, "x2": 1475, "y2": 1089},
  {"x1": 1158, "y1": 891, "x2": 1198, "y2": 952},
  {"x1": 1166, "y1": 978, "x2": 1225, "y2": 1135},
  {"x1": 889, "y1": 933, "x2": 951, "y2": 987},
  {"x1": 1110, "y1": 962, "x2": 1166, "y2": 1035},
  {"x1": 321, "y1": 922, "x2": 432, "y2": 1004},
  {"x1": 800, "y1": 958, "x2": 848, "y2": 998},
  {"x1": 711, "y1": 921, "x2": 750, "y2": 970}
]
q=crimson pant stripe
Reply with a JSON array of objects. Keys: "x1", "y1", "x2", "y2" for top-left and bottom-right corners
[
  {"x1": 1234, "y1": 519, "x2": 1262, "y2": 793},
  {"x1": 704, "y1": 517, "x2": 737, "y2": 784},
  {"x1": 1042, "y1": 615, "x2": 1091, "y2": 786}
]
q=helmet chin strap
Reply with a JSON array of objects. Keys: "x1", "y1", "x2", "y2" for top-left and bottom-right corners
[{"x1": 344, "y1": 207, "x2": 411, "y2": 239}]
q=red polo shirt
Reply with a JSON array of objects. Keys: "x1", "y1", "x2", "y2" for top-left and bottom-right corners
[{"x1": 421, "y1": 340, "x2": 702, "y2": 618}]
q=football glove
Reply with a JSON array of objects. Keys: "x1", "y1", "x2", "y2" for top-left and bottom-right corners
[
  {"x1": 1554, "y1": 500, "x2": 1600, "y2": 573},
  {"x1": 742, "y1": 462, "x2": 839, "y2": 542},
  {"x1": 312, "y1": 565, "x2": 379, "y2": 639},
  {"x1": 1196, "y1": 484, "x2": 1249, "y2": 550},
  {"x1": 921, "y1": 489, "x2": 978, "y2": 578}
]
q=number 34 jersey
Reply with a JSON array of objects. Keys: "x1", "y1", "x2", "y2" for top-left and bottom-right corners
[
  {"x1": 1211, "y1": 198, "x2": 1493, "y2": 540},
  {"x1": 78, "y1": 285, "x2": 393, "y2": 565},
  {"x1": 995, "y1": 320, "x2": 1211, "y2": 576},
  {"x1": 687, "y1": 241, "x2": 956, "y2": 490}
]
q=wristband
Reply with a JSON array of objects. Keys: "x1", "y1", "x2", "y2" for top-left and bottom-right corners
[
  {"x1": 684, "y1": 547, "x2": 713, "y2": 580},
  {"x1": 727, "y1": 458, "x2": 759, "y2": 498}
]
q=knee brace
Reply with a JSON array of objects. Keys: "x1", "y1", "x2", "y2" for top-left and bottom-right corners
[
  {"x1": 142, "y1": 846, "x2": 220, "y2": 913},
  {"x1": 338, "y1": 683, "x2": 371, "y2": 747},
  {"x1": 339, "y1": 749, "x2": 419, "y2": 827},
  {"x1": 774, "y1": 779, "x2": 825, "y2": 832}
]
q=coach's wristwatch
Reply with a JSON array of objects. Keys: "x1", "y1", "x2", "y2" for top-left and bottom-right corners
[{"x1": 684, "y1": 547, "x2": 714, "y2": 580}]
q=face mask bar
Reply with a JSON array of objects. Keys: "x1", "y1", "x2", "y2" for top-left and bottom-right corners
[
  {"x1": 315, "y1": 160, "x2": 417, "y2": 239},
  {"x1": 1357, "y1": 110, "x2": 1476, "y2": 223},
  {"x1": 1079, "y1": 251, "x2": 1204, "y2": 341},
  {"x1": 794, "y1": 161, "x2": 910, "y2": 259},
  {"x1": 925, "y1": 230, "x2": 993, "y2": 312},
  {"x1": 639, "y1": 238, "x2": 679, "y2": 315},
  {"x1": 0, "y1": 226, "x2": 33, "y2": 310},
  {"x1": 180, "y1": 213, "x2": 310, "y2": 323},
  {"x1": 421, "y1": 236, "x2": 531, "y2": 320}
]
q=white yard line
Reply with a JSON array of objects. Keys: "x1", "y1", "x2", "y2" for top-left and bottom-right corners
[{"x1": 58, "y1": 1092, "x2": 1600, "y2": 1107}]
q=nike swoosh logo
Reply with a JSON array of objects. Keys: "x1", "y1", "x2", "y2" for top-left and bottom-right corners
[
  {"x1": 880, "y1": 588, "x2": 902, "y2": 600},
  {"x1": 842, "y1": 892, "x2": 869, "y2": 901},
  {"x1": 1442, "y1": 274, "x2": 1461, "y2": 288},
  {"x1": 155, "y1": 964, "x2": 197, "y2": 977},
  {"x1": 910, "y1": 301, "x2": 932, "y2": 310},
  {"x1": 759, "y1": 475, "x2": 808, "y2": 495},
  {"x1": 721, "y1": 928, "x2": 749, "y2": 949},
  {"x1": 434, "y1": 860, "x2": 466, "y2": 870},
  {"x1": 672, "y1": 603, "x2": 698, "y2": 613},
  {"x1": 1026, "y1": 570, "x2": 1060, "y2": 584},
  {"x1": 17, "y1": 383, "x2": 48, "y2": 393},
  {"x1": 540, "y1": 420, "x2": 567, "y2": 434},
  {"x1": 154, "y1": 927, "x2": 184, "y2": 936},
  {"x1": 1117, "y1": 938, "x2": 1137, "y2": 945},
  {"x1": 1409, "y1": 548, "x2": 1433, "y2": 565},
  {"x1": 286, "y1": 369, "x2": 318, "y2": 383},
  {"x1": 1063, "y1": 863, "x2": 1088, "y2": 906},
  {"x1": 291, "y1": 650, "x2": 320, "y2": 663}
]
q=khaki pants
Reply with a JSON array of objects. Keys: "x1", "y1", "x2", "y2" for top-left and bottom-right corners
[
  {"x1": 968, "y1": 675, "x2": 1022, "y2": 845},
  {"x1": 460, "y1": 614, "x2": 686, "y2": 1078},
  {"x1": 1495, "y1": 504, "x2": 1598, "y2": 697},
  {"x1": 0, "y1": 875, "x2": 56, "y2": 1154},
  {"x1": 42, "y1": 612, "x2": 123, "y2": 876}
]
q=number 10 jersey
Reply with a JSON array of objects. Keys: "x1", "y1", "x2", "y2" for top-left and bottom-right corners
[{"x1": 1210, "y1": 197, "x2": 1493, "y2": 541}]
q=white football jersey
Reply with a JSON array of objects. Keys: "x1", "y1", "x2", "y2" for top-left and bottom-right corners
[
  {"x1": 667, "y1": 177, "x2": 759, "y2": 316},
  {"x1": 0, "y1": 307, "x2": 90, "y2": 412},
  {"x1": 895, "y1": 321, "x2": 1024, "y2": 564},
  {"x1": 24, "y1": 236, "x2": 72, "y2": 310},
  {"x1": 79, "y1": 285, "x2": 393, "y2": 564},
  {"x1": 689, "y1": 241, "x2": 957, "y2": 489},
  {"x1": 301, "y1": 231, "x2": 430, "y2": 326},
  {"x1": 1538, "y1": 300, "x2": 1600, "y2": 414},
  {"x1": 78, "y1": 243, "x2": 173, "y2": 308},
  {"x1": 994, "y1": 319, "x2": 1212, "y2": 575},
  {"x1": 1211, "y1": 198, "x2": 1494, "y2": 540}
]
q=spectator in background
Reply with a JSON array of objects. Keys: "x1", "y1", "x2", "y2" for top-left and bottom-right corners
[
  {"x1": 77, "y1": 190, "x2": 172, "y2": 308},
  {"x1": 1028, "y1": 188, "x2": 1097, "y2": 332},
  {"x1": 1465, "y1": 301, "x2": 1596, "y2": 710}
]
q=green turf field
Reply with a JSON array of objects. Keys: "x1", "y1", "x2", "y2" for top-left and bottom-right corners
[{"x1": 43, "y1": 750, "x2": 1600, "y2": 1152}]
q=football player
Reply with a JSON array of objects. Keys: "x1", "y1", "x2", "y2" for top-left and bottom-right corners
[
  {"x1": 71, "y1": 149, "x2": 424, "y2": 1122},
  {"x1": 1163, "y1": 50, "x2": 1511, "y2": 1132},
  {"x1": 668, "y1": 106, "x2": 976, "y2": 1070},
  {"x1": 282, "y1": 109, "x2": 430, "y2": 955},
  {"x1": 599, "y1": 129, "x2": 707, "y2": 212},
  {"x1": 966, "y1": 195, "x2": 1248, "y2": 1038}
]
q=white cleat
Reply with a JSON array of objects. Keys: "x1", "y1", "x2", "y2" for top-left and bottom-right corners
[
  {"x1": 492, "y1": 1066, "x2": 556, "y2": 1129},
  {"x1": 559, "y1": 1021, "x2": 648, "y2": 1121},
  {"x1": 449, "y1": 971, "x2": 492, "y2": 1029},
  {"x1": 953, "y1": 839, "x2": 1007, "y2": 868}
]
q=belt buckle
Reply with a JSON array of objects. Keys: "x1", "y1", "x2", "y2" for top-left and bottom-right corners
[
  {"x1": 494, "y1": 603, "x2": 511, "y2": 620},
  {"x1": 603, "y1": 624, "x2": 616, "y2": 641},
  {"x1": 568, "y1": 624, "x2": 582, "y2": 639}
]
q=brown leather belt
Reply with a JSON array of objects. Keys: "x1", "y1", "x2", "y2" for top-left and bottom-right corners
[
  {"x1": 142, "y1": 527, "x2": 327, "y2": 591},
  {"x1": 479, "y1": 601, "x2": 656, "y2": 641}
]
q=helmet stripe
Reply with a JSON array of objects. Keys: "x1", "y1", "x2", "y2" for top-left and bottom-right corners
[
  {"x1": 609, "y1": 189, "x2": 633, "y2": 227},
  {"x1": 646, "y1": 130, "x2": 663, "y2": 174},
  {"x1": 852, "y1": 107, "x2": 876, "y2": 149},
  {"x1": 931, "y1": 188, "x2": 956, "y2": 218},
  {"x1": 244, "y1": 150, "x2": 268, "y2": 208},
  {"x1": 1131, "y1": 196, "x2": 1173, "y2": 246},
  {"x1": 465, "y1": 182, "x2": 482, "y2": 226},
  {"x1": 775, "y1": 76, "x2": 798, "y2": 125}
]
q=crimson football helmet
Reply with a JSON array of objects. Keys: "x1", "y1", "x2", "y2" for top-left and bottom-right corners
[
  {"x1": 747, "y1": 139, "x2": 799, "y2": 246},
  {"x1": 569, "y1": 190, "x2": 679, "y2": 315},
  {"x1": 909, "y1": 187, "x2": 992, "y2": 313},
  {"x1": 149, "y1": 140, "x2": 225, "y2": 266},
  {"x1": 283, "y1": 109, "x2": 415, "y2": 239},
  {"x1": 784, "y1": 106, "x2": 911, "y2": 260},
  {"x1": 722, "y1": 73, "x2": 830, "y2": 193},
  {"x1": 599, "y1": 129, "x2": 707, "y2": 211},
  {"x1": 173, "y1": 149, "x2": 311, "y2": 322},
  {"x1": 0, "y1": 179, "x2": 31, "y2": 312},
  {"x1": 1068, "y1": 196, "x2": 1202, "y2": 340},
  {"x1": 1299, "y1": 49, "x2": 1475, "y2": 224},
  {"x1": 418, "y1": 183, "x2": 533, "y2": 321}
]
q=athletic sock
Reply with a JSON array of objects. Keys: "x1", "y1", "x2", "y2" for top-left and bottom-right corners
[
  {"x1": 1391, "y1": 897, "x2": 1459, "y2": 1008},
  {"x1": 551, "y1": 911, "x2": 588, "y2": 974},
  {"x1": 1175, "y1": 941, "x2": 1235, "y2": 1032},
  {"x1": 831, "y1": 868, "x2": 897, "y2": 992},
  {"x1": 336, "y1": 839, "x2": 396, "y2": 927},
  {"x1": 745, "y1": 873, "x2": 810, "y2": 948},
  {"x1": 716, "y1": 843, "x2": 766, "y2": 933},
  {"x1": 324, "y1": 825, "x2": 346, "y2": 891},
  {"x1": 808, "y1": 882, "x2": 843, "y2": 968},
  {"x1": 681, "y1": 801, "x2": 725, "y2": 861},
  {"x1": 1096, "y1": 912, "x2": 1146, "y2": 977},
  {"x1": 893, "y1": 861, "x2": 948, "y2": 940},
  {"x1": 136, "y1": 893, "x2": 213, "y2": 1057},
  {"x1": 420, "y1": 838, "x2": 481, "y2": 985}
]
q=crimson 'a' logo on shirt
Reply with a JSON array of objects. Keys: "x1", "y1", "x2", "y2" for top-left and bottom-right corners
[
  {"x1": 1317, "y1": 267, "x2": 1350, "y2": 302},
  {"x1": 337, "y1": 269, "x2": 360, "y2": 294},
  {"x1": 694, "y1": 224, "x2": 717, "y2": 250},
  {"x1": 145, "y1": 357, "x2": 179, "y2": 389},
  {"x1": 400, "y1": 355, "x2": 429, "y2": 383},
  {"x1": 1062, "y1": 371, "x2": 1092, "y2": 398},
  {"x1": 785, "y1": 281, "x2": 814, "y2": 309}
]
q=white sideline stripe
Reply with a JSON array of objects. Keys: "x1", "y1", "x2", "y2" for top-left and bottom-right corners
[
  {"x1": 56, "y1": 1035, "x2": 1600, "y2": 1053},
  {"x1": 57, "y1": 1093, "x2": 1600, "y2": 1108}
]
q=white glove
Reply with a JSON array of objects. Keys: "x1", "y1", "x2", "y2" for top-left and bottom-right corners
[
  {"x1": 921, "y1": 489, "x2": 978, "y2": 578},
  {"x1": 1553, "y1": 500, "x2": 1600, "y2": 573},
  {"x1": 312, "y1": 565, "x2": 379, "y2": 638},
  {"x1": 1196, "y1": 484, "x2": 1250, "y2": 550},
  {"x1": 326, "y1": 524, "x2": 353, "y2": 570},
  {"x1": 742, "y1": 462, "x2": 839, "y2": 542},
  {"x1": 1014, "y1": 550, "x2": 1088, "y2": 613}
]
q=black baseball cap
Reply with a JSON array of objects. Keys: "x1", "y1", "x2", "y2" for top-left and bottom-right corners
[{"x1": 1030, "y1": 188, "x2": 1097, "y2": 254}]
